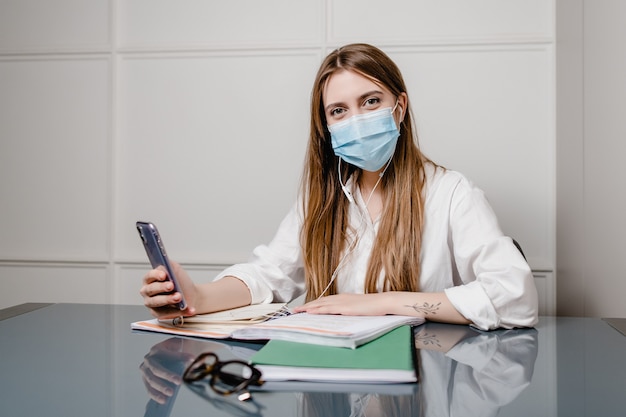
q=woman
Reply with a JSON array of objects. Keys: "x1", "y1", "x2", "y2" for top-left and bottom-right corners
[{"x1": 140, "y1": 43, "x2": 538, "y2": 330}]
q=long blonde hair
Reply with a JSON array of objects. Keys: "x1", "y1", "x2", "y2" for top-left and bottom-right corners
[{"x1": 301, "y1": 43, "x2": 431, "y2": 301}]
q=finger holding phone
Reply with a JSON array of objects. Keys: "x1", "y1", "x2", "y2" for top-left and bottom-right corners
[
  {"x1": 140, "y1": 261, "x2": 198, "y2": 319},
  {"x1": 137, "y1": 221, "x2": 197, "y2": 319}
]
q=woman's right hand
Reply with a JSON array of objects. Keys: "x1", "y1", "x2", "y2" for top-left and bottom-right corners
[{"x1": 140, "y1": 261, "x2": 198, "y2": 319}]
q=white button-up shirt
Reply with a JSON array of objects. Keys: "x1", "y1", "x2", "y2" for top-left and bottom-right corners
[{"x1": 214, "y1": 164, "x2": 538, "y2": 330}]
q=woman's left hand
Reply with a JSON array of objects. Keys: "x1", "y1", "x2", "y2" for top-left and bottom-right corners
[
  {"x1": 292, "y1": 291, "x2": 471, "y2": 325},
  {"x1": 292, "y1": 293, "x2": 391, "y2": 316}
]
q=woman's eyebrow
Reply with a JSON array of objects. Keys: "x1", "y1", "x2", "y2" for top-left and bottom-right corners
[
  {"x1": 324, "y1": 100, "x2": 345, "y2": 113},
  {"x1": 358, "y1": 90, "x2": 384, "y2": 101},
  {"x1": 324, "y1": 90, "x2": 385, "y2": 113}
]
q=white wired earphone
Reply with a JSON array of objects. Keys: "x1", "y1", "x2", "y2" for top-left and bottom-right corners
[
  {"x1": 318, "y1": 101, "x2": 403, "y2": 298},
  {"x1": 317, "y1": 156, "x2": 394, "y2": 299}
]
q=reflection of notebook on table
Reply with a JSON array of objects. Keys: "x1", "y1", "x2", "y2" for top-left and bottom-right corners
[
  {"x1": 603, "y1": 318, "x2": 626, "y2": 336},
  {"x1": 256, "y1": 380, "x2": 419, "y2": 396}
]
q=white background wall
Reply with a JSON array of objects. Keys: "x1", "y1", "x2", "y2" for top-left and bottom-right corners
[
  {"x1": 0, "y1": 1, "x2": 560, "y2": 313},
  {"x1": 556, "y1": 0, "x2": 626, "y2": 318}
]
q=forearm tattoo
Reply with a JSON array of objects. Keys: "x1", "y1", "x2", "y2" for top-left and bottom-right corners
[{"x1": 405, "y1": 301, "x2": 441, "y2": 316}]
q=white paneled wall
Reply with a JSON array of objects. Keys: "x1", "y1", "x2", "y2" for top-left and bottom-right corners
[
  {"x1": 115, "y1": 52, "x2": 317, "y2": 264},
  {"x1": 0, "y1": 1, "x2": 556, "y2": 314},
  {"x1": 329, "y1": 0, "x2": 553, "y2": 43},
  {"x1": 0, "y1": 0, "x2": 110, "y2": 52},
  {"x1": 0, "y1": 58, "x2": 110, "y2": 260},
  {"x1": 391, "y1": 46, "x2": 554, "y2": 271},
  {"x1": 118, "y1": 1, "x2": 322, "y2": 47}
]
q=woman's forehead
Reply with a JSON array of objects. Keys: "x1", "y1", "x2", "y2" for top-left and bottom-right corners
[{"x1": 322, "y1": 69, "x2": 389, "y2": 105}]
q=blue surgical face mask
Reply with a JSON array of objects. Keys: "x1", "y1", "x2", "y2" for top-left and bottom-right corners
[{"x1": 328, "y1": 104, "x2": 400, "y2": 172}]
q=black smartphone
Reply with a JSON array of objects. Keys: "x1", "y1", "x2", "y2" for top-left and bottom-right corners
[{"x1": 136, "y1": 221, "x2": 188, "y2": 310}]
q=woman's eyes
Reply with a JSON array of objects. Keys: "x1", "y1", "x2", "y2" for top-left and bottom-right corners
[
  {"x1": 363, "y1": 97, "x2": 380, "y2": 107},
  {"x1": 330, "y1": 107, "x2": 346, "y2": 117},
  {"x1": 328, "y1": 97, "x2": 382, "y2": 118}
]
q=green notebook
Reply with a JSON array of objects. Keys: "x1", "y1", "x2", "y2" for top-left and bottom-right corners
[{"x1": 250, "y1": 325, "x2": 417, "y2": 383}]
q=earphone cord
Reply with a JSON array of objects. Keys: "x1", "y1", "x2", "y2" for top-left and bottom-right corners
[{"x1": 317, "y1": 157, "x2": 393, "y2": 299}]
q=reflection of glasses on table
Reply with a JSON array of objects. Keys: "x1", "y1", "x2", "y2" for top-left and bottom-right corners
[
  {"x1": 183, "y1": 352, "x2": 264, "y2": 402},
  {"x1": 185, "y1": 382, "x2": 266, "y2": 417}
]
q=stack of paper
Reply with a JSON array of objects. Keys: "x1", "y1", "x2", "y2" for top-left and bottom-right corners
[
  {"x1": 231, "y1": 313, "x2": 423, "y2": 349},
  {"x1": 250, "y1": 325, "x2": 418, "y2": 383}
]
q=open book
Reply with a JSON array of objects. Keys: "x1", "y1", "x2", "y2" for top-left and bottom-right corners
[{"x1": 131, "y1": 303, "x2": 424, "y2": 349}]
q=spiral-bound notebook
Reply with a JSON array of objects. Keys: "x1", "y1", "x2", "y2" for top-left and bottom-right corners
[
  {"x1": 131, "y1": 304, "x2": 424, "y2": 349},
  {"x1": 131, "y1": 303, "x2": 289, "y2": 339}
]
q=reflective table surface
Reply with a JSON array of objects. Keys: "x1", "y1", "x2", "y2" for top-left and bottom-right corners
[{"x1": 1, "y1": 303, "x2": 624, "y2": 417}]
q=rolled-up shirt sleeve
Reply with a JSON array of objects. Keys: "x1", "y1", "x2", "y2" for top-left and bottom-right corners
[
  {"x1": 441, "y1": 174, "x2": 538, "y2": 330},
  {"x1": 212, "y1": 203, "x2": 306, "y2": 304}
]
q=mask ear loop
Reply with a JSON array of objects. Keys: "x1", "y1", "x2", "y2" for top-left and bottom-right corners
[{"x1": 392, "y1": 100, "x2": 403, "y2": 122}]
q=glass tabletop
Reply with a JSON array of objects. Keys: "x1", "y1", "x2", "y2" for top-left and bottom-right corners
[{"x1": 0, "y1": 303, "x2": 624, "y2": 417}]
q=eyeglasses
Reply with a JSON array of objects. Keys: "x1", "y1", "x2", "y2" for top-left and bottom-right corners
[{"x1": 183, "y1": 352, "x2": 264, "y2": 401}]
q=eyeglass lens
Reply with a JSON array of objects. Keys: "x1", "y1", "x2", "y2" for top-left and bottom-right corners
[
  {"x1": 184, "y1": 352, "x2": 218, "y2": 382},
  {"x1": 212, "y1": 361, "x2": 256, "y2": 394},
  {"x1": 184, "y1": 352, "x2": 263, "y2": 397}
]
